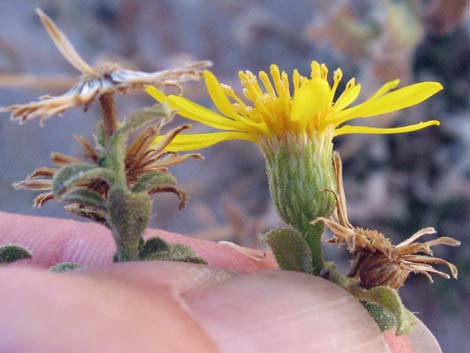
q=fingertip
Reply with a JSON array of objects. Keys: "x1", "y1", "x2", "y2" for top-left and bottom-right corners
[
  {"x1": 184, "y1": 270, "x2": 391, "y2": 353},
  {"x1": 0, "y1": 265, "x2": 220, "y2": 353},
  {"x1": 0, "y1": 211, "x2": 276, "y2": 273}
]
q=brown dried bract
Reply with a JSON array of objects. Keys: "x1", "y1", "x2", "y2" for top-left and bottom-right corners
[
  {"x1": 313, "y1": 152, "x2": 460, "y2": 289},
  {"x1": 0, "y1": 8, "x2": 211, "y2": 125}
]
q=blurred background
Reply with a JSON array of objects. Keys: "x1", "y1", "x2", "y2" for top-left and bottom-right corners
[{"x1": 0, "y1": 0, "x2": 468, "y2": 351}]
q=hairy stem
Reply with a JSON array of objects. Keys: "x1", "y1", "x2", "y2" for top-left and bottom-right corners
[
  {"x1": 113, "y1": 232, "x2": 141, "y2": 261},
  {"x1": 99, "y1": 92, "x2": 118, "y2": 139},
  {"x1": 302, "y1": 223, "x2": 325, "y2": 275}
]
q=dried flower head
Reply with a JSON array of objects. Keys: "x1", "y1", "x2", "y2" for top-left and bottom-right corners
[
  {"x1": 0, "y1": 8, "x2": 211, "y2": 125},
  {"x1": 313, "y1": 153, "x2": 460, "y2": 289},
  {"x1": 14, "y1": 117, "x2": 202, "y2": 222}
]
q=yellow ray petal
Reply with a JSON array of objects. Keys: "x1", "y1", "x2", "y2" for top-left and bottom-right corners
[
  {"x1": 167, "y1": 95, "x2": 244, "y2": 131},
  {"x1": 203, "y1": 70, "x2": 241, "y2": 120},
  {"x1": 291, "y1": 78, "x2": 331, "y2": 125},
  {"x1": 145, "y1": 86, "x2": 168, "y2": 102},
  {"x1": 331, "y1": 82, "x2": 443, "y2": 125},
  {"x1": 147, "y1": 82, "x2": 266, "y2": 135},
  {"x1": 368, "y1": 79, "x2": 400, "y2": 100},
  {"x1": 153, "y1": 132, "x2": 255, "y2": 151},
  {"x1": 334, "y1": 120, "x2": 440, "y2": 136},
  {"x1": 333, "y1": 83, "x2": 361, "y2": 112}
]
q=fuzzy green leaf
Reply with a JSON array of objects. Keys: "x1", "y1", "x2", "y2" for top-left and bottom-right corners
[
  {"x1": 139, "y1": 237, "x2": 170, "y2": 258},
  {"x1": 49, "y1": 262, "x2": 82, "y2": 272},
  {"x1": 62, "y1": 188, "x2": 107, "y2": 210},
  {"x1": 0, "y1": 244, "x2": 32, "y2": 263},
  {"x1": 64, "y1": 203, "x2": 111, "y2": 228},
  {"x1": 140, "y1": 237, "x2": 206, "y2": 264},
  {"x1": 351, "y1": 285, "x2": 417, "y2": 335},
  {"x1": 362, "y1": 302, "x2": 397, "y2": 332},
  {"x1": 164, "y1": 244, "x2": 206, "y2": 264},
  {"x1": 52, "y1": 164, "x2": 95, "y2": 194},
  {"x1": 132, "y1": 171, "x2": 177, "y2": 193},
  {"x1": 263, "y1": 228, "x2": 313, "y2": 273},
  {"x1": 52, "y1": 164, "x2": 114, "y2": 198}
]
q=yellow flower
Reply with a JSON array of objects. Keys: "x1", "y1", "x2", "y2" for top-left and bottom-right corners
[
  {"x1": 146, "y1": 60, "x2": 442, "y2": 151},
  {"x1": 147, "y1": 61, "x2": 444, "y2": 273}
]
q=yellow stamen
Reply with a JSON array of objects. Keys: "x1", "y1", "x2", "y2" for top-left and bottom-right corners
[
  {"x1": 258, "y1": 71, "x2": 276, "y2": 97},
  {"x1": 330, "y1": 69, "x2": 343, "y2": 101}
]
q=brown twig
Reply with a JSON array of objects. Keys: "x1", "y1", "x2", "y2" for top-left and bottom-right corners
[{"x1": 99, "y1": 93, "x2": 118, "y2": 138}]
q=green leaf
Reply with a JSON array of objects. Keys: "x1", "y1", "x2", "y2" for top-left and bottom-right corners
[
  {"x1": 350, "y1": 285, "x2": 417, "y2": 335},
  {"x1": 263, "y1": 228, "x2": 313, "y2": 273},
  {"x1": 64, "y1": 203, "x2": 111, "y2": 228},
  {"x1": 49, "y1": 262, "x2": 82, "y2": 272},
  {"x1": 52, "y1": 164, "x2": 95, "y2": 194},
  {"x1": 62, "y1": 188, "x2": 106, "y2": 210},
  {"x1": 52, "y1": 164, "x2": 114, "y2": 198},
  {"x1": 140, "y1": 237, "x2": 206, "y2": 264},
  {"x1": 362, "y1": 302, "x2": 397, "y2": 332},
  {"x1": 165, "y1": 244, "x2": 206, "y2": 264},
  {"x1": 139, "y1": 237, "x2": 170, "y2": 258},
  {"x1": 0, "y1": 244, "x2": 32, "y2": 263},
  {"x1": 132, "y1": 171, "x2": 177, "y2": 193}
]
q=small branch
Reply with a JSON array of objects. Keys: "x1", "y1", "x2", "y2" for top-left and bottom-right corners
[{"x1": 99, "y1": 93, "x2": 118, "y2": 138}]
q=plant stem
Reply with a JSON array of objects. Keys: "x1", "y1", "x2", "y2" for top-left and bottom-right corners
[
  {"x1": 113, "y1": 231, "x2": 141, "y2": 261},
  {"x1": 99, "y1": 92, "x2": 118, "y2": 139},
  {"x1": 302, "y1": 222, "x2": 325, "y2": 275}
]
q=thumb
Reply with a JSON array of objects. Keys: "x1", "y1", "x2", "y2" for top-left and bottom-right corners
[{"x1": 184, "y1": 269, "x2": 394, "y2": 353}]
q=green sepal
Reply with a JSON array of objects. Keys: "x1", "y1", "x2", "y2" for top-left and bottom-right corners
[
  {"x1": 0, "y1": 244, "x2": 32, "y2": 263},
  {"x1": 350, "y1": 285, "x2": 417, "y2": 335},
  {"x1": 362, "y1": 302, "x2": 397, "y2": 332},
  {"x1": 140, "y1": 237, "x2": 206, "y2": 264},
  {"x1": 49, "y1": 262, "x2": 82, "y2": 272},
  {"x1": 263, "y1": 228, "x2": 313, "y2": 273},
  {"x1": 52, "y1": 164, "x2": 114, "y2": 197},
  {"x1": 62, "y1": 188, "x2": 107, "y2": 210},
  {"x1": 132, "y1": 171, "x2": 177, "y2": 193}
]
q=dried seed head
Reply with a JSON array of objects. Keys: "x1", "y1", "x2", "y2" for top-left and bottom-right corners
[
  {"x1": 313, "y1": 152, "x2": 460, "y2": 289},
  {"x1": 125, "y1": 123, "x2": 202, "y2": 185},
  {"x1": 14, "y1": 119, "x2": 200, "y2": 211},
  {"x1": 0, "y1": 8, "x2": 211, "y2": 125}
]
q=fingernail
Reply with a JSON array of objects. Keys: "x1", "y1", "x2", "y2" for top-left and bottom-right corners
[{"x1": 184, "y1": 270, "x2": 391, "y2": 353}]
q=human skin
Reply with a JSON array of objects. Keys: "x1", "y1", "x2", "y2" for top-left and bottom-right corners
[{"x1": 0, "y1": 211, "x2": 440, "y2": 353}]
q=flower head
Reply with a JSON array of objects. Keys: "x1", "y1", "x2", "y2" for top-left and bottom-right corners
[
  {"x1": 313, "y1": 153, "x2": 460, "y2": 289},
  {"x1": 146, "y1": 60, "x2": 442, "y2": 151}
]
